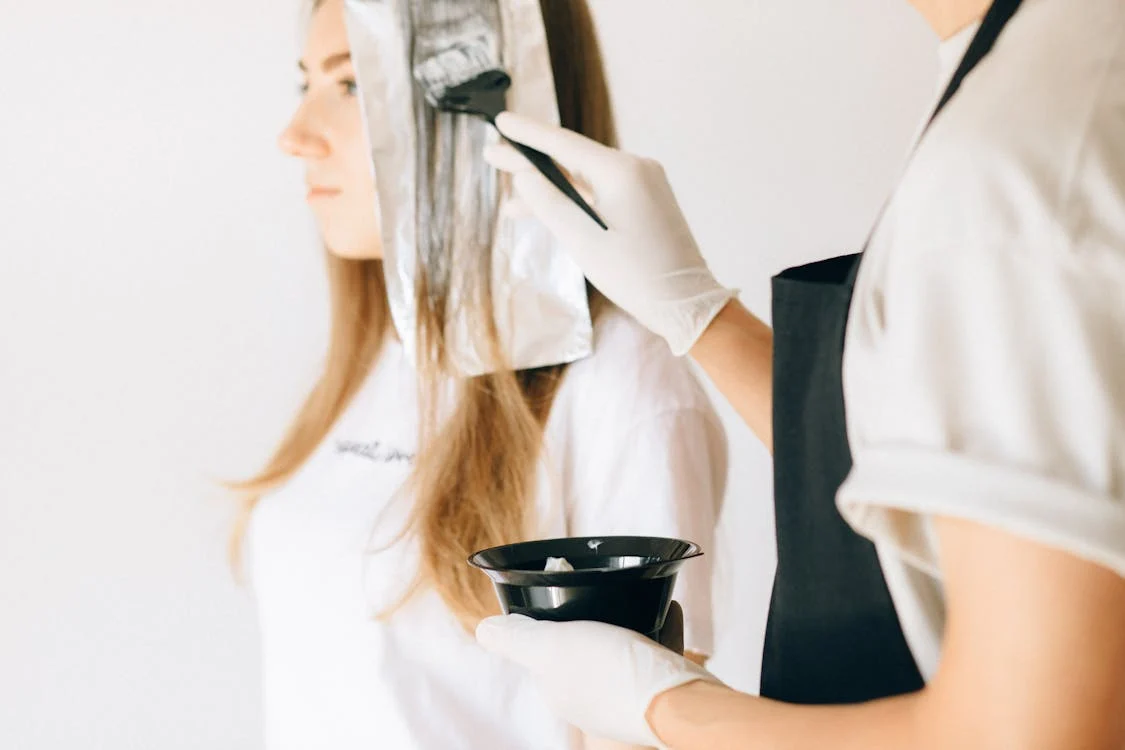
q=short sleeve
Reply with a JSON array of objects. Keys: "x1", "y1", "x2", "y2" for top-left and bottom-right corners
[
  {"x1": 566, "y1": 407, "x2": 727, "y2": 656},
  {"x1": 839, "y1": 234, "x2": 1125, "y2": 581}
]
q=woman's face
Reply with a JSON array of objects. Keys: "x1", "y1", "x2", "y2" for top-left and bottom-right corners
[{"x1": 280, "y1": 0, "x2": 381, "y2": 260}]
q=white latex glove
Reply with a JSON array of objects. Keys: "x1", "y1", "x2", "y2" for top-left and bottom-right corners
[
  {"x1": 476, "y1": 614, "x2": 721, "y2": 747},
  {"x1": 486, "y1": 112, "x2": 737, "y2": 356}
]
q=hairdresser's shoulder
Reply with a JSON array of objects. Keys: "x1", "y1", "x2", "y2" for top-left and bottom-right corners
[
  {"x1": 898, "y1": 0, "x2": 1125, "y2": 256},
  {"x1": 944, "y1": 0, "x2": 1124, "y2": 152}
]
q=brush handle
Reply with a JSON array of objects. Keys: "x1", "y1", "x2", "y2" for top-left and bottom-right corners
[{"x1": 507, "y1": 139, "x2": 608, "y2": 231}]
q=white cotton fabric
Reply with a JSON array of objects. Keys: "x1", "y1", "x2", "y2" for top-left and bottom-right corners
[
  {"x1": 838, "y1": 0, "x2": 1125, "y2": 679},
  {"x1": 247, "y1": 309, "x2": 726, "y2": 750}
]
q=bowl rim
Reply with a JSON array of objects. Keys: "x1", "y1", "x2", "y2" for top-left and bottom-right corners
[{"x1": 467, "y1": 534, "x2": 703, "y2": 574}]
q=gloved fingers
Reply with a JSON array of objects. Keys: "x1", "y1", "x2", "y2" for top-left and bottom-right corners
[
  {"x1": 495, "y1": 111, "x2": 617, "y2": 182},
  {"x1": 657, "y1": 601, "x2": 685, "y2": 656},
  {"x1": 476, "y1": 614, "x2": 562, "y2": 668},
  {"x1": 484, "y1": 141, "x2": 534, "y2": 174},
  {"x1": 487, "y1": 141, "x2": 599, "y2": 207},
  {"x1": 503, "y1": 190, "x2": 534, "y2": 221},
  {"x1": 511, "y1": 168, "x2": 603, "y2": 249}
]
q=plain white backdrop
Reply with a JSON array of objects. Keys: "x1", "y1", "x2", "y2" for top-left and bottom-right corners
[{"x1": 0, "y1": 1, "x2": 936, "y2": 747}]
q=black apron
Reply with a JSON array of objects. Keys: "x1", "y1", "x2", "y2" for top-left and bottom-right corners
[{"x1": 760, "y1": 0, "x2": 1024, "y2": 705}]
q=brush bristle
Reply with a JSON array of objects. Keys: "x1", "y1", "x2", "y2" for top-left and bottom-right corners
[{"x1": 414, "y1": 41, "x2": 499, "y2": 104}]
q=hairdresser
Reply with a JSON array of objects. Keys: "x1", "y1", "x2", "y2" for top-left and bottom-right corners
[{"x1": 475, "y1": 0, "x2": 1125, "y2": 747}]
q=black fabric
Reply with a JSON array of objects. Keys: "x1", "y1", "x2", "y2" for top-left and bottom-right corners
[{"x1": 759, "y1": 0, "x2": 1024, "y2": 705}]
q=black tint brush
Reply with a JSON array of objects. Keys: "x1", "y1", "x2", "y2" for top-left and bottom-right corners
[{"x1": 413, "y1": 27, "x2": 608, "y2": 231}]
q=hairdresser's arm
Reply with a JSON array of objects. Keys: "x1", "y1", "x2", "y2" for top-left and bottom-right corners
[
  {"x1": 689, "y1": 301, "x2": 773, "y2": 452},
  {"x1": 485, "y1": 116, "x2": 775, "y2": 451},
  {"x1": 647, "y1": 516, "x2": 1125, "y2": 750}
]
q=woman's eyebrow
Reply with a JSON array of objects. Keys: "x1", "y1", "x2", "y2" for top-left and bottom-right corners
[{"x1": 297, "y1": 51, "x2": 353, "y2": 73}]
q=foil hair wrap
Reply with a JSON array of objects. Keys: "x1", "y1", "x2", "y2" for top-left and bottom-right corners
[{"x1": 342, "y1": 0, "x2": 593, "y2": 376}]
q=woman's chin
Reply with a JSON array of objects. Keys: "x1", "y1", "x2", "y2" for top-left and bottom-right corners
[{"x1": 323, "y1": 237, "x2": 383, "y2": 261}]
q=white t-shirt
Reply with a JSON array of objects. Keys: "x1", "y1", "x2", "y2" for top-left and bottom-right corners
[
  {"x1": 247, "y1": 309, "x2": 727, "y2": 750},
  {"x1": 838, "y1": 0, "x2": 1125, "y2": 679}
]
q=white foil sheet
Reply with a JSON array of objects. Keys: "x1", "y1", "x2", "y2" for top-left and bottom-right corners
[{"x1": 343, "y1": 0, "x2": 593, "y2": 375}]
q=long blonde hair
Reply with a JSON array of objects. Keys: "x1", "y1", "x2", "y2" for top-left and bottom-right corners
[{"x1": 233, "y1": 0, "x2": 616, "y2": 629}]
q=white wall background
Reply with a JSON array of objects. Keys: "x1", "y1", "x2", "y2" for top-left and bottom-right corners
[{"x1": 0, "y1": 1, "x2": 936, "y2": 747}]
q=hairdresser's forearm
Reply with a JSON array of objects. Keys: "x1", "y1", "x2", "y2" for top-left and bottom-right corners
[
  {"x1": 650, "y1": 518, "x2": 1125, "y2": 750},
  {"x1": 648, "y1": 681, "x2": 930, "y2": 750},
  {"x1": 689, "y1": 301, "x2": 773, "y2": 451}
]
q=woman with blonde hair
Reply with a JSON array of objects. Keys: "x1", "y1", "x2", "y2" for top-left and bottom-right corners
[{"x1": 233, "y1": 1, "x2": 727, "y2": 749}]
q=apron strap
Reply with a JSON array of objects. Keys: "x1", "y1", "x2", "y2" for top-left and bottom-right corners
[{"x1": 936, "y1": 0, "x2": 1025, "y2": 118}]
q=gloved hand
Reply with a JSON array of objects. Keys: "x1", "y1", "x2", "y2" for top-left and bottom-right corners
[
  {"x1": 485, "y1": 112, "x2": 737, "y2": 356},
  {"x1": 475, "y1": 614, "x2": 721, "y2": 747}
]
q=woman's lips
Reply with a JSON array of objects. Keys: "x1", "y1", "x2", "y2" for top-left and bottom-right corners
[{"x1": 306, "y1": 186, "x2": 341, "y2": 201}]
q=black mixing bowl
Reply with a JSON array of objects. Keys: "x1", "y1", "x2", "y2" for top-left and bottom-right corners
[{"x1": 468, "y1": 535, "x2": 702, "y2": 639}]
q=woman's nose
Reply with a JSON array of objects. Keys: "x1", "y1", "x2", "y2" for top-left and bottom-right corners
[{"x1": 279, "y1": 104, "x2": 330, "y2": 159}]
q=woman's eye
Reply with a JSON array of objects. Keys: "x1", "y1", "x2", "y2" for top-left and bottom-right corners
[
  {"x1": 341, "y1": 79, "x2": 358, "y2": 96},
  {"x1": 297, "y1": 82, "x2": 310, "y2": 96}
]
